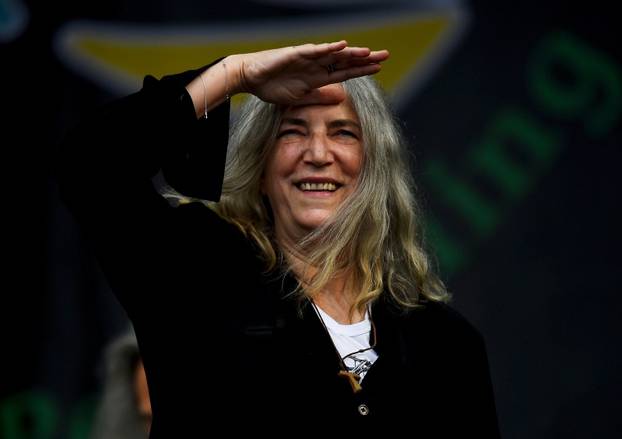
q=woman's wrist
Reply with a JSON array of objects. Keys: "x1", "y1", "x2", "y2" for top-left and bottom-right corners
[
  {"x1": 223, "y1": 54, "x2": 248, "y2": 95},
  {"x1": 185, "y1": 55, "x2": 243, "y2": 119}
]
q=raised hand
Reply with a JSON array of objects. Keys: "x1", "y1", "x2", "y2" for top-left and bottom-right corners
[{"x1": 234, "y1": 40, "x2": 389, "y2": 106}]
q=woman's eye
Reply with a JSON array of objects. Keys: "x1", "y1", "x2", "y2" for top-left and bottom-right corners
[
  {"x1": 277, "y1": 129, "x2": 302, "y2": 138},
  {"x1": 337, "y1": 130, "x2": 357, "y2": 138}
]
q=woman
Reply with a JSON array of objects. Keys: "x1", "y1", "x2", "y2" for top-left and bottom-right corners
[{"x1": 58, "y1": 41, "x2": 501, "y2": 436}]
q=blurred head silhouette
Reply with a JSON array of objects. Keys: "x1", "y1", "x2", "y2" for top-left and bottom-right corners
[{"x1": 90, "y1": 329, "x2": 151, "y2": 439}]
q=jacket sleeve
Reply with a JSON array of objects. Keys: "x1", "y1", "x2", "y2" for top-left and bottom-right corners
[{"x1": 56, "y1": 58, "x2": 232, "y2": 318}]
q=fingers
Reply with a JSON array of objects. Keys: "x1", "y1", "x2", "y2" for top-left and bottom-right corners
[
  {"x1": 306, "y1": 44, "x2": 388, "y2": 91},
  {"x1": 314, "y1": 46, "x2": 369, "y2": 65},
  {"x1": 295, "y1": 40, "x2": 348, "y2": 58},
  {"x1": 324, "y1": 48, "x2": 389, "y2": 69},
  {"x1": 368, "y1": 49, "x2": 390, "y2": 62},
  {"x1": 336, "y1": 48, "x2": 389, "y2": 64},
  {"x1": 329, "y1": 63, "x2": 383, "y2": 83},
  {"x1": 264, "y1": 40, "x2": 389, "y2": 105},
  {"x1": 292, "y1": 41, "x2": 389, "y2": 76},
  {"x1": 329, "y1": 52, "x2": 389, "y2": 72}
]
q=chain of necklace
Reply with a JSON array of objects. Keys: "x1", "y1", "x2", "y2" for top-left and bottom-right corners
[{"x1": 310, "y1": 299, "x2": 377, "y2": 393}]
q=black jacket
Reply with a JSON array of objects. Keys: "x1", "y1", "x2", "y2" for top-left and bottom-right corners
[{"x1": 58, "y1": 59, "x2": 501, "y2": 437}]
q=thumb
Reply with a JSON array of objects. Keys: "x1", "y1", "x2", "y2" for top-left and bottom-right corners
[{"x1": 295, "y1": 84, "x2": 346, "y2": 106}]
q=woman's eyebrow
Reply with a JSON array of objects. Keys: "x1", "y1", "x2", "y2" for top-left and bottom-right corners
[
  {"x1": 327, "y1": 119, "x2": 361, "y2": 130},
  {"x1": 280, "y1": 117, "x2": 307, "y2": 127},
  {"x1": 280, "y1": 118, "x2": 361, "y2": 130}
]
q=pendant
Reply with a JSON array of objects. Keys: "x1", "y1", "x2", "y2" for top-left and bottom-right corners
[{"x1": 338, "y1": 370, "x2": 363, "y2": 393}]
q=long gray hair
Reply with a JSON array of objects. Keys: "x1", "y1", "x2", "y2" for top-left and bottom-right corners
[{"x1": 171, "y1": 76, "x2": 449, "y2": 314}]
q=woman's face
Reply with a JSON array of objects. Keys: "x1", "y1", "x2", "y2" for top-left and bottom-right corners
[{"x1": 262, "y1": 93, "x2": 363, "y2": 242}]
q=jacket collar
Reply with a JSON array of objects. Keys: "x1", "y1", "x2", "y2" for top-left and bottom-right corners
[{"x1": 272, "y1": 272, "x2": 412, "y2": 371}]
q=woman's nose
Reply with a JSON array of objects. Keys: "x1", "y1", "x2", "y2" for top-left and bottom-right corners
[{"x1": 303, "y1": 134, "x2": 333, "y2": 166}]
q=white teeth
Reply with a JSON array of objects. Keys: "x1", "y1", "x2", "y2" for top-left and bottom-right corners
[{"x1": 299, "y1": 182, "x2": 338, "y2": 191}]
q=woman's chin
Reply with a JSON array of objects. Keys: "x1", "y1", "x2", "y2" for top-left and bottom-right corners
[{"x1": 296, "y1": 214, "x2": 332, "y2": 232}]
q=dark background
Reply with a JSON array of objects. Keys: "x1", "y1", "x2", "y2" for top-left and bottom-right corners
[{"x1": 2, "y1": 0, "x2": 620, "y2": 437}]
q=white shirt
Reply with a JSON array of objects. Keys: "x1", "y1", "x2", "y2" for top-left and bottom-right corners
[{"x1": 313, "y1": 305, "x2": 379, "y2": 381}]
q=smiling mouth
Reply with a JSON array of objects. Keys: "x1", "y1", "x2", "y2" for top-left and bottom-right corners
[{"x1": 295, "y1": 182, "x2": 341, "y2": 192}]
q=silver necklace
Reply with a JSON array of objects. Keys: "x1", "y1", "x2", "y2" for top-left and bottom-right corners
[{"x1": 310, "y1": 299, "x2": 377, "y2": 393}]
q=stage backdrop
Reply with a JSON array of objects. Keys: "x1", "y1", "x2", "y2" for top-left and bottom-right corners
[{"x1": 2, "y1": 0, "x2": 620, "y2": 437}]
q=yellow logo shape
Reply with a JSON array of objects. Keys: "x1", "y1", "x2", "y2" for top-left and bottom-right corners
[{"x1": 55, "y1": 9, "x2": 467, "y2": 108}]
